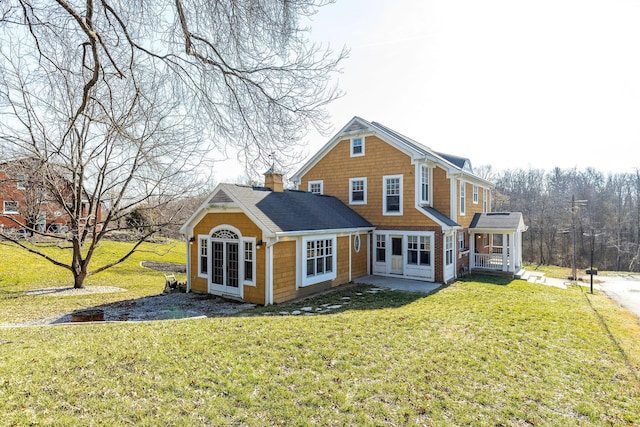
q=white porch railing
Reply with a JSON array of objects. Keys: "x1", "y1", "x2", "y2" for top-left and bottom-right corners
[{"x1": 473, "y1": 251, "x2": 510, "y2": 271}]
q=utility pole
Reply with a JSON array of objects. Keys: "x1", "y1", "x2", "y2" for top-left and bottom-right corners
[{"x1": 571, "y1": 196, "x2": 588, "y2": 282}]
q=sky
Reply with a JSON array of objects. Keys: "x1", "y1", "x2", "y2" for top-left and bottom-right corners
[{"x1": 218, "y1": 0, "x2": 640, "y2": 182}]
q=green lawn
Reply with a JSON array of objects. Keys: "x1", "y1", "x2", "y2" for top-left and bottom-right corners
[
  {"x1": 1, "y1": 242, "x2": 639, "y2": 425},
  {"x1": 0, "y1": 239, "x2": 186, "y2": 324}
]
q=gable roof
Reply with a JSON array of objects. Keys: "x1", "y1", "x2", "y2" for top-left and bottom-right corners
[
  {"x1": 180, "y1": 184, "x2": 373, "y2": 237},
  {"x1": 291, "y1": 116, "x2": 491, "y2": 186},
  {"x1": 469, "y1": 212, "x2": 527, "y2": 232}
]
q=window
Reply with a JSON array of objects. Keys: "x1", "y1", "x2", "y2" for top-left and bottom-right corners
[
  {"x1": 483, "y1": 188, "x2": 488, "y2": 213},
  {"x1": 303, "y1": 236, "x2": 336, "y2": 286},
  {"x1": 407, "y1": 235, "x2": 431, "y2": 266},
  {"x1": 459, "y1": 232, "x2": 465, "y2": 251},
  {"x1": 376, "y1": 234, "x2": 386, "y2": 262},
  {"x1": 308, "y1": 180, "x2": 323, "y2": 195},
  {"x1": 353, "y1": 235, "x2": 361, "y2": 253},
  {"x1": 473, "y1": 185, "x2": 479, "y2": 204},
  {"x1": 459, "y1": 181, "x2": 466, "y2": 216},
  {"x1": 445, "y1": 234, "x2": 454, "y2": 265},
  {"x1": 198, "y1": 237, "x2": 208, "y2": 277},
  {"x1": 349, "y1": 177, "x2": 367, "y2": 204},
  {"x1": 17, "y1": 175, "x2": 27, "y2": 190},
  {"x1": 351, "y1": 137, "x2": 364, "y2": 157},
  {"x1": 420, "y1": 165, "x2": 430, "y2": 203},
  {"x1": 383, "y1": 175, "x2": 402, "y2": 215},
  {"x1": 244, "y1": 240, "x2": 255, "y2": 284},
  {"x1": 3, "y1": 201, "x2": 18, "y2": 214}
]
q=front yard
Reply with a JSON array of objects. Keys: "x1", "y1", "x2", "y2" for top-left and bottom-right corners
[{"x1": 1, "y1": 241, "x2": 639, "y2": 425}]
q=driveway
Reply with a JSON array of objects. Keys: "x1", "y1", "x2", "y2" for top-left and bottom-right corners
[{"x1": 597, "y1": 274, "x2": 640, "y2": 320}]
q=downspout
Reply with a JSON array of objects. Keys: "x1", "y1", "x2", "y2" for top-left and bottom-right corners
[
  {"x1": 265, "y1": 237, "x2": 279, "y2": 305},
  {"x1": 348, "y1": 232, "x2": 352, "y2": 283},
  {"x1": 185, "y1": 235, "x2": 192, "y2": 293}
]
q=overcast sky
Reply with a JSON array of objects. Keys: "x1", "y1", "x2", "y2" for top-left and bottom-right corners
[{"x1": 219, "y1": 0, "x2": 640, "y2": 181}]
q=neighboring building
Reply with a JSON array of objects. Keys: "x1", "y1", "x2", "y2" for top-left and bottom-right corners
[
  {"x1": 0, "y1": 158, "x2": 102, "y2": 235},
  {"x1": 181, "y1": 116, "x2": 527, "y2": 304}
]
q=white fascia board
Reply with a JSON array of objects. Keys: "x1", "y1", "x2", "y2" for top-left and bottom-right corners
[
  {"x1": 179, "y1": 184, "x2": 276, "y2": 240},
  {"x1": 179, "y1": 182, "x2": 226, "y2": 234},
  {"x1": 275, "y1": 226, "x2": 375, "y2": 239}
]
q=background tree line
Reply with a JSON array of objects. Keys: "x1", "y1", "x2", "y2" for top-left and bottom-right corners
[{"x1": 490, "y1": 167, "x2": 640, "y2": 273}]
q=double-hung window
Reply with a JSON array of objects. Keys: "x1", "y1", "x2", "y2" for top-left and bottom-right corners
[
  {"x1": 420, "y1": 165, "x2": 430, "y2": 204},
  {"x1": 17, "y1": 175, "x2": 27, "y2": 190},
  {"x1": 473, "y1": 185, "x2": 479, "y2": 204},
  {"x1": 198, "y1": 237, "x2": 208, "y2": 277},
  {"x1": 303, "y1": 236, "x2": 336, "y2": 286},
  {"x1": 483, "y1": 188, "x2": 488, "y2": 213},
  {"x1": 349, "y1": 177, "x2": 367, "y2": 204},
  {"x1": 351, "y1": 137, "x2": 364, "y2": 157},
  {"x1": 383, "y1": 175, "x2": 402, "y2": 215},
  {"x1": 3, "y1": 201, "x2": 18, "y2": 214},
  {"x1": 376, "y1": 235, "x2": 386, "y2": 262},
  {"x1": 459, "y1": 181, "x2": 466, "y2": 216},
  {"x1": 244, "y1": 240, "x2": 255, "y2": 285},
  {"x1": 445, "y1": 234, "x2": 454, "y2": 265},
  {"x1": 407, "y1": 235, "x2": 431, "y2": 266}
]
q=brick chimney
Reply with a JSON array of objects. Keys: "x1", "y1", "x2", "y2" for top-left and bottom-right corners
[{"x1": 263, "y1": 166, "x2": 283, "y2": 192}]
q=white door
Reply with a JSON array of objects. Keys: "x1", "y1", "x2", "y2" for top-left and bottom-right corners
[
  {"x1": 390, "y1": 236, "x2": 403, "y2": 275},
  {"x1": 444, "y1": 233, "x2": 455, "y2": 281}
]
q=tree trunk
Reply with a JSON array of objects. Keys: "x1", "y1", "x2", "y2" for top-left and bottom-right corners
[{"x1": 73, "y1": 266, "x2": 87, "y2": 289}]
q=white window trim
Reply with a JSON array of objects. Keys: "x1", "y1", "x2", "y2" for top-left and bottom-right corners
[
  {"x1": 349, "y1": 177, "x2": 367, "y2": 205},
  {"x1": 308, "y1": 180, "x2": 323, "y2": 195},
  {"x1": 418, "y1": 165, "x2": 431, "y2": 204},
  {"x1": 243, "y1": 237, "x2": 257, "y2": 286},
  {"x1": 383, "y1": 174, "x2": 403, "y2": 216},
  {"x1": 445, "y1": 234, "x2": 454, "y2": 266},
  {"x1": 3, "y1": 201, "x2": 19, "y2": 215},
  {"x1": 301, "y1": 235, "x2": 337, "y2": 287},
  {"x1": 197, "y1": 234, "x2": 209, "y2": 278},
  {"x1": 473, "y1": 184, "x2": 479, "y2": 204},
  {"x1": 350, "y1": 136, "x2": 365, "y2": 157},
  {"x1": 459, "y1": 181, "x2": 466, "y2": 216},
  {"x1": 353, "y1": 234, "x2": 361, "y2": 253}
]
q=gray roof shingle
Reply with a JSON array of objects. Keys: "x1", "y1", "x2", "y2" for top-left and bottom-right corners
[
  {"x1": 220, "y1": 184, "x2": 373, "y2": 233},
  {"x1": 469, "y1": 212, "x2": 525, "y2": 230}
]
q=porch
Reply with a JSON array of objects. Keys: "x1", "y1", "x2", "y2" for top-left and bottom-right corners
[{"x1": 469, "y1": 212, "x2": 527, "y2": 276}]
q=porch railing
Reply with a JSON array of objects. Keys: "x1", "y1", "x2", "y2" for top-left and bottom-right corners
[{"x1": 473, "y1": 251, "x2": 510, "y2": 271}]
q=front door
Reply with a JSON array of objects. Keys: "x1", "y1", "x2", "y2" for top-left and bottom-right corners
[
  {"x1": 210, "y1": 234, "x2": 241, "y2": 296},
  {"x1": 390, "y1": 236, "x2": 403, "y2": 274}
]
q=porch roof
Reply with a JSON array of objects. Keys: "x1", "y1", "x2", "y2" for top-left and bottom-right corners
[{"x1": 469, "y1": 212, "x2": 527, "y2": 232}]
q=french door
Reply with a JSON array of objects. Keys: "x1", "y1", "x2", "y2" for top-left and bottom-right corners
[{"x1": 210, "y1": 239, "x2": 240, "y2": 296}]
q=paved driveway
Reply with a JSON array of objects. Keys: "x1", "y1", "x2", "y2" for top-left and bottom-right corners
[{"x1": 597, "y1": 274, "x2": 640, "y2": 320}]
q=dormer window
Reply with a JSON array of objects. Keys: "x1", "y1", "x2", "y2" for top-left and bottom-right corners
[{"x1": 351, "y1": 137, "x2": 364, "y2": 157}]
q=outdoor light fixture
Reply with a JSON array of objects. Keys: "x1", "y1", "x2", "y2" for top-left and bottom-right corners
[
  {"x1": 256, "y1": 239, "x2": 263, "y2": 249},
  {"x1": 189, "y1": 236, "x2": 195, "y2": 244}
]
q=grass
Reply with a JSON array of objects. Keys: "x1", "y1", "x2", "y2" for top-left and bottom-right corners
[
  {"x1": 0, "y1": 239, "x2": 186, "y2": 324},
  {"x1": 1, "y1": 244, "x2": 639, "y2": 425}
]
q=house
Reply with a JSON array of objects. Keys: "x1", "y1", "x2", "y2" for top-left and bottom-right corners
[
  {"x1": 0, "y1": 158, "x2": 102, "y2": 235},
  {"x1": 179, "y1": 171, "x2": 374, "y2": 304},
  {"x1": 181, "y1": 116, "x2": 526, "y2": 304}
]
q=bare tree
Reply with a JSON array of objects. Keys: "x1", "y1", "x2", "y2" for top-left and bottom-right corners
[{"x1": 0, "y1": 0, "x2": 346, "y2": 288}]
